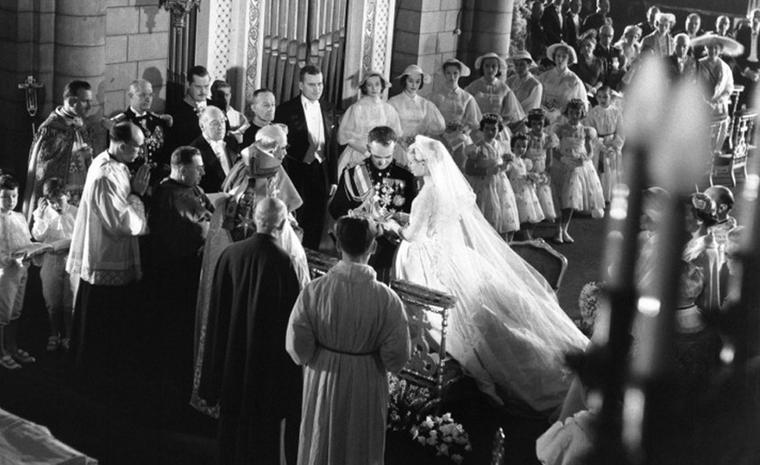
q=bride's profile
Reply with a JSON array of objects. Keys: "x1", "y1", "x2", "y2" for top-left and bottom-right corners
[{"x1": 389, "y1": 135, "x2": 589, "y2": 412}]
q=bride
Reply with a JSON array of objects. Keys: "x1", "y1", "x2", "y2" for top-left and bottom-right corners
[{"x1": 388, "y1": 135, "x2": 589, "y2": 413}]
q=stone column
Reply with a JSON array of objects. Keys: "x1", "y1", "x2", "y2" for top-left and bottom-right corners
[
  {"x1": 459, "y1": 0, "x2": 513, "y2": 73},
  {"x1": 54, "y1": 0, "x2": 106, "y2": 114}
]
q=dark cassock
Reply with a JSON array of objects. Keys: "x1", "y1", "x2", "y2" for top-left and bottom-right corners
[
  {"x1": 23, "y1": 107, "x2": 93, "y2": 221},
  {"x1": 329, "y1": 158, "x2": 417, "y2": 281},
  {"x1": 197, "y1": 233, "x2": 302, "y2": 465},
  {"x1": 112, "y1": 108, "x2": 172, "y2": 185},
  {"x1": 147, "y1": 178, "x2": 212, "y2": 392}
]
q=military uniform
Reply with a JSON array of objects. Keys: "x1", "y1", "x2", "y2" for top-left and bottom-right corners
[
  {"x1": 113, "y1": 108, "x2": 171, "y2": 183},
  {"x1": 329, "y1": 158, "x2": 417, "y2": 281}
]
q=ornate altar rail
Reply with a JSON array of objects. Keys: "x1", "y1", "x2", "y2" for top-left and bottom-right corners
[{"x1": 305, "y1": 249, "x2": 458, "y2": 395}]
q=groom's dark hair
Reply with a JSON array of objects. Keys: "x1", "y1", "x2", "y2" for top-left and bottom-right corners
[{"x1": 335, "y1": 216, "x2": 376, "y2": 256}]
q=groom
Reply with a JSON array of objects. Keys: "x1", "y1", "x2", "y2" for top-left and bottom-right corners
[{"x1": 328, "y1": 126, "x2": 416, "y2": 281}]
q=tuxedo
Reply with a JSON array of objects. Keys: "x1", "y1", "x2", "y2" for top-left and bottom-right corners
[
  {"x1": 563, "y1": 12, "x2": 582, "y2": 49},
  {"x1": 274, "y1": 95, "x2": 338, "y2": 250},
  {"x1": 168, "y1": 99, "x2": 212, "y2": 151},
  {"x1": 581, "y1": 12, "x2": 609, "y2": 34},
  {"x1": 540, "y1": 4, "x2": 564, "y2": 46},
  {"x1": 190, "y1": 135, "x2": 240, "y2": 194},
  {"x1": 664, "y1": 54, "x2": 697, "y2": 81}
]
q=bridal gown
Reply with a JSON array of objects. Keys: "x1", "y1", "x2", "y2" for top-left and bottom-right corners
[{"x1": 394, "y1": 168, "x2": 589, "y2": 411}]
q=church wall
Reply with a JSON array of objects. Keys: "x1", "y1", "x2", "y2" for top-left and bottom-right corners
[
  {"x1": 389, "y1": 0, "x2": 463, "y2": 96},
  {"x1": 103, "y1": 1, "x2": 170, "y2": 117}
]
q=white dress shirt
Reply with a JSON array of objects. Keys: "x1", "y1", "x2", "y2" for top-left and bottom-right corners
[
  {"x1": 205, "y1": 136, "x2": 231, "y2": 175},
  {"x1": 301, "y1": 95, "x2": 325, "y2": 163}
]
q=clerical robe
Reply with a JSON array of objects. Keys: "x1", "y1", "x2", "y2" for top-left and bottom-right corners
[
  {"x1": 198, "y1": 233, "x2": 302, "y2": 465},
  {"x1": 287, "y1": 261, "x2": 411, "y2": 465}
]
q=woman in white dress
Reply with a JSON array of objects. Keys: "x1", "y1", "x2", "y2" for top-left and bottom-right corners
[
  {"x1": 538, "y1": 43, "x2": 588, "y2": 123},
  {"x1": 390, "y1": 135, "x2": 589, "y2": 412},
  {"x1": 388, "y1": 64, "x2": 446, "y2": 151},
  {"x1": 465, "y1": 52, "x2": 525, "y2": 126},
  {"x1": 337, "y1": 71, "x2": 403, "y2": 176}
]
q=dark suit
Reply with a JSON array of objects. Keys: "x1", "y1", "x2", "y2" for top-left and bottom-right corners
[
  {"x1": 274, "y1": 95, "x2": 338, "y2": 250},
  {"x1": 563, "y1": 12, "x2": 582, "y2": 49},
  {"x1": 664, "y1": 54, "x2": 697, "y2": 81},
  {"x1": 540, "y1": 5, "x2": 564, "y2": 46},
  {"x1": 190, "y1": 135, "x2": 240, "y2": 194},
  {"x1": 734, "y1": 25, "x2": 760, "y2": 106},
  {"x1": 581, "y1": 12, "x2": 609, "y2": 34},
  {"x1": 168, "y1": 99, "x2": 212, "y2": 151}
]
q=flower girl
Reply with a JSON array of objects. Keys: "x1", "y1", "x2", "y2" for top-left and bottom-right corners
[
  {"x1": 525, "y1": 109, "x2": 558, "y2": 223},
  {"x1": 464, "y1": 114, "x2": 519, "y2": 240},
  {"x1": 507, "y1": 133, "x2": 545, "y2": 239},
  {"x1": 584, "y1": 86, "x2": 624, "y2": 201}
]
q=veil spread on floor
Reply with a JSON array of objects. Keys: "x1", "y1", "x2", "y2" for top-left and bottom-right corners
[{"x1": 395, "y1": 135, "x2": 589, "y2": 411}]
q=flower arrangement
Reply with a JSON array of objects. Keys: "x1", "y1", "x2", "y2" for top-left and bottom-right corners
[
  {"x1": 411, "y1": 413, "x2": 472, "y2": 464},
  {"x1": 577, "y1": 281, "x2": 603, "y2": 336},
  {"x1": 387, "y1": 374, "x2": 472, "y2": 463}
]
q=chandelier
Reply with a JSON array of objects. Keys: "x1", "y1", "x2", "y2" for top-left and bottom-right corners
[{"x1": 159, "y1": 0, "x2": 200, "y2": 29}]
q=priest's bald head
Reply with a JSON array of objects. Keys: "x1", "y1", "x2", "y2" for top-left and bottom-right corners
[{"x1": 254, "y1": 197, "x2": 287, "y2": 237}]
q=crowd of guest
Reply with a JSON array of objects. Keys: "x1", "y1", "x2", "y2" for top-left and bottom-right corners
[{"x1": 0, "y1": 3, "x2": 754, "y2": 463}]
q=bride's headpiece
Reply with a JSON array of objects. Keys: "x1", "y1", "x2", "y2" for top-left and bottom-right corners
[{"x1": 408, "y1": 135, "x2": 442, "y2": 163}]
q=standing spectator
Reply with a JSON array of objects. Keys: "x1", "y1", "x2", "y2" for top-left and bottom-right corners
[
  {"x1": 507, "y1": 50, "x2": 544, "y2": 113},
  {"x1": 595, "y1": 25, "x2": 620, "y2": 82},
  {"x1": 466, "y1": 53, "x2": 525, "y2": 127},
  {"x1": 112, "y1": 79, "x2": 173, "y2": 189},
  {"x1": 210, "y1": 80, "x2": 249, "y2": 145},
  {"x1": 31, "y1": 177, "x2": 77, "y2": 352},
  {"x1": 581, "y1": 0, "x2": 612, "y2": 34},
  {"x1": 538, "y1": 43, "x2": 588, "y2": 122},
  {"x1": 572, "y1": 35, "x2": 606, "y2": 100},
  {"x1": 67, "y1": 122, "x2": 150, "y2": 376},
  {"x1": 527, "y1": 1, "x2": 547, "y2": 60},
  {"x1": 275, "y1": 65, "x2": 339, "y2": 250},
  {"x1": 713, "y1": 15, "x2": 733, "y2": 38},
  {"x1": 680, "y1": 13, "x2": 707, "y2": 58},
  {"x1": 328, "y1": 126, "x2": 416, "y2": 281},
  {"x1": 641, "y1": 12, "x2": 676, "y2": 57},
  {"x1": 191, "y1": 106, "x2": 240, "y2": 194},
  {"x1": 23, "y1": 80, "x2": 94, "y2": 221},
  {"x1": 637, "y1": 5, "x2": 660, "y2": 38},
  {"x1": 240, "y1": 88, "x2": 276, "y2": 150},
  {"x1": 0, "y1": 174, "x2": 35, "y2": 370},
  {"x1": 168, "y1": 66, "x2": 212, "y2": 150},
  {"x1": 693, "y1": 34, "x2": 740, "y2": 116},
  {"x1": 286, "y1": 216, "x2": 410, "y2": 465},
  {"x1": 388, "y1": 64, "x2": 446, "y2": 149},
  {"x1": 614, "y1": 25, "x2": 643, "y2": 70},
  {"x1": 665, "y1": 34, "x2": 698, "y2": 81},
  {"x1": 563, "y1": 0, "x2": 583, "y2": 49},
  {"x1": 198, "y1": 197, "x2": 302, "y2": 465},
  {"x1": 735, "y1": 9, "x2": 760, "y2": 107},
  {"x1": 148, "y1": 146, "x2": 212, "y2": 393},
  {"x1": 541, "y1": 0, "x2": 566, "y2": 47}
]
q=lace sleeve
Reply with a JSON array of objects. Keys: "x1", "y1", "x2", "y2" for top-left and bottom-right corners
[{"x1": 401, "y1": 187, "x2": 434, "y2": 242}]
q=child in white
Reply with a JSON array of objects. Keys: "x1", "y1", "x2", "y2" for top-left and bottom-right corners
[
  {"x1": 507, "y1": 133, "x2": 545, "y2": 239},
  {"x1": 464, "y1": 114, "x2": 519, "y2": 240},
  {"x1": 32, "y1": 178, "x2": 78, "y2": 351},
  {"x1": 525, "y1": 109, "x2": 558, "y2": 222},
  {"x1": 584, "y1": 86, "x2": 624, "y2": 202},
  {"x1": 0, "y1": 174, "x2": 35, "y2": 370}
]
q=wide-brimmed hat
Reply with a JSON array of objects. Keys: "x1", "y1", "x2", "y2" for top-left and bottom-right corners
[
  {"x1": 359, "y1": 71, "x2": 391, "y2": 89},
  {"x1": 395, "y1": 64, "x2": 432, "y2": 84},
  {"x1": 546, "y1": 42, "x2": 578, "y2": 65},
  {"x1": 655, "y1": 12, "x2": 676, "y2": 25},
  {"x1": 691, "y1": 33, "x2": 744, "y2": 57},
  {"x1": 441, "y1": 58, "x2": 471, "y2": 77},
  {"x1": 474, "y1": 52, "x2": 507, "y2": 71},
  {"x1": 508, "y1": 50, "x2": 536, "y2": 66}
]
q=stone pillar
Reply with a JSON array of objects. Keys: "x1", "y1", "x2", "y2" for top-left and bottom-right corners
[
  {"x1": 54, "y1": 0, "x2": 106, "y2": 115},
  {"x1": 459, "y1": 0, "x2": 513, "y2": 77}
]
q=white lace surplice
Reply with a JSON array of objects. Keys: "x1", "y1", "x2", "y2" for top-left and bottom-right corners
[{"x1": 394, "y1": 137, "x2": 588, "y2": 411}]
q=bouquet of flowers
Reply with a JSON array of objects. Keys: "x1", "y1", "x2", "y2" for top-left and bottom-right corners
[
  {"x1": 411, "y1": 413, "x2": 472, "y2": 464},
  {"x1": 577, "y1": 281, "x2": 602, "y2": 336},
  {"x1": 387, "y1": 373, "x2": 438, "y2": 433}
]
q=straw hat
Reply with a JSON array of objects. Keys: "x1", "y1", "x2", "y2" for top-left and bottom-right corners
[
  {"x1": 546, "y1": 42, "x2": 578, "y2": 65},
  {"x1": 474, "y1": 52, "x2": 507, "y2": 71},
  {"x1": 690, "y1": 33, "x2": 744, "y2": 57},
  {"x1": 441, "y1": 58, "x2": 471, "y2": 77},
  {"x1": 655, "y1": 12, "x2": 676, "y2": 25},
  {"x1": 508, "y1": 50, "x2": 536, "y2": 67},
  {"x1": 395, "y1": 64, "x2": 432, "y2": 84},
  {"x1": 359, "y1": 71, "x2": 391, "y2": 89}
]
